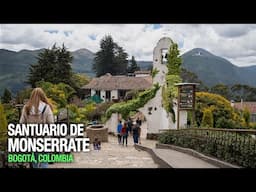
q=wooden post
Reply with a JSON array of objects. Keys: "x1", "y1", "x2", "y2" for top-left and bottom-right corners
[
  {"x1": 177, "y1": 86, "x2": 180, "y2": 130},
  {"x1": 192, "y1": 85, "x2": 196, "y2": 128}
]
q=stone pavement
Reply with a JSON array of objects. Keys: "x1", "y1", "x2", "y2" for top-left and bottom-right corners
[
  {"x1": 48, "y1": 135, "x2": 158, "y2": 168},
  {"x1": 153, "y1": 148, "x2": 218, "y2": 168},
  {"x1": 48, "y1": 134, "x2": 219, "y2": 168}
]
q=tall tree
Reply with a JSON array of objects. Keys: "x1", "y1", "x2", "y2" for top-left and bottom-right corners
[
  {"x1": 128, "y1": 56, "x2": 140, "y2": 73},
  {"x1": 231, "y1": 84, "x2": 256, "y2": 101},
  {"x1": 167, "y1": 42, "x2": 182, "y2": 76},
  {"x1": 210, "y1": 84, "x2": 230, "y2": 99},
  {"x1": 181, "y1": 68, "x2": 208, "y2": 91},
  {"x1": 93, "y1": 35, "x2": 128, "y2": 77},
  {"x1": 27, "y1": 44, "x2": 73, "y2": 87},
  {"x1": 1, "y1": 88, "x2": 12, "y2": 103}
]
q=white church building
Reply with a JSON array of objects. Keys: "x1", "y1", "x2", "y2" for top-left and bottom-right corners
[{"x1": 105, "y1": 37, "x2": 188, "y2": 138}]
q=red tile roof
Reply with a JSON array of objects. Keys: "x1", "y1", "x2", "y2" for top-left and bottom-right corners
[{"x1": 233, "y1": 102, "x2": 256, "y2": 114}]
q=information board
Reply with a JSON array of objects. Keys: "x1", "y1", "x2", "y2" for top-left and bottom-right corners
[{"x1": 178, "y1": 85, "x2": 194, "y2": 109}]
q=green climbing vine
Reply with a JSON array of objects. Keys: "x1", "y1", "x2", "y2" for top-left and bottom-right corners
[
  {"x1": 162, "y1": 41, "x2": 182, "y2": 122},
  {"x1": 106, "y1": 83, "x2": 160, "y2": 119},
  {"x1": 151, "y1": 68, "x2": 159, "y2": 78}
]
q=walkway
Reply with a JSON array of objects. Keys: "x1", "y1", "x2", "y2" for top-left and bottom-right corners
[
  {"x1": 49, "y1": 135, "x2": 158, "y2": 168},
  {"x1": 152, "y1": 148, "x2": 218, "y2": 168},
  {"x1": 49, "y1": 134, "x2": 219, "y2": 168}
]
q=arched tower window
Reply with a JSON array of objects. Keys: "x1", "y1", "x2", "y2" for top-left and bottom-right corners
[{"x1": 161, "y1": 48, "x2": 168, "y2": 64}]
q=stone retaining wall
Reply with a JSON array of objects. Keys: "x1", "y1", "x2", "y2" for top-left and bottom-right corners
[
  {"x1": 134, "y1": 144, "x2": 171, "y2": 168},
  {"x1": 156, "y1": 143, "x2": 240, "y2": 168}
]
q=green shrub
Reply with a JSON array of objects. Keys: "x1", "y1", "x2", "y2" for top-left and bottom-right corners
[
  {"x1": 196, "y1": 92, "x2": 245, "y2": 128},
  {"x1": 4, "y1": 104, "x2": 19, "y2": 124},
  {"x1": 0, "y1": 103, "x2": 8, "y2": 150},
  {"x1": 243, "y1": 107, "x2": 250, "y2": 127},
  {"x1": 215, "y1": 117, "x2": 237, "y2": 129},
  {"x1": 201, "y1": 108, "x2": 213, "y2": 128},
  {"x1": 158, "y1": 129, "x2": 256, "y2": 168},
  {"x1": 249, "y1": 122, "x2": 256, "y2": 129},
  {"x1": 37, "y1": 81, "x2": 75, "y2": 108}
]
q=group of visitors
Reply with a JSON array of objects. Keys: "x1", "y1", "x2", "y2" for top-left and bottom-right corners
[{"x1": 117, "y1": 117, "x2": 142, "y2": 146}]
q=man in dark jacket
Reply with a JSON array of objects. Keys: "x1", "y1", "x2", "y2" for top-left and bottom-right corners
[
  {"x1": 127, "y1": 117, "x2": 133, "y2": 135},
  {"x1": 132, "y1": 122, "x2": 140, "y2": 144}
]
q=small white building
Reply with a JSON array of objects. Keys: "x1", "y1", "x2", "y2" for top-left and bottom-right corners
[{"x1": 82, "y1": 73, "x2": 152, "y2": 102}]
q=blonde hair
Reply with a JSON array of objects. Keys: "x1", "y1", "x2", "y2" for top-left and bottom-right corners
[{"x1": 25, "y1": 88, "x2": 53, "y2": 115}]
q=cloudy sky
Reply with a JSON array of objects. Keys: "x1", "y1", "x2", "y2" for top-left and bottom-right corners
[{"x1": 1, "y1": 24, "x2": 256, "y2": 67}]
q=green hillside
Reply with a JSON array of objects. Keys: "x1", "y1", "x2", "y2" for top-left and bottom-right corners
[
  {"x1": 0, "y1": 48, "x2": 95, "y2": 95},
  {"x1": 0, "y1": 47, "x2": 256, "y2": 96}
]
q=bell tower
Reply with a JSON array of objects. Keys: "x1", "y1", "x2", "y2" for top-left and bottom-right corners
[{"x1": 153, "y1": 37, "x2": 173, "y2": 86}]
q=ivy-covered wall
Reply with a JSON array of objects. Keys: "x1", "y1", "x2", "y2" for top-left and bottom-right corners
[{"x1": 106, "y1": 83, "x2": 160, "y2": 120}]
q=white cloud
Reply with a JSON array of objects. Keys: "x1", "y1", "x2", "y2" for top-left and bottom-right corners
[
  {"x1": 213, "y1": 24, "x2": 256, "y2": 38},
  {"x1": 1, "y1": 24, "x2": 256, "y2": 67}
]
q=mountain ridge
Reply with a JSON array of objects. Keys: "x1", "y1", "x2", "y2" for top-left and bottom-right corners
[{"x1": 0, "y1": 47, "x2": 256, "y2": 95}]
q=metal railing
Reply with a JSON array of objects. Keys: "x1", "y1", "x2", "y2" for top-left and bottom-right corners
[{"x1": 159, "y1": 128, "x2": 256, "y2": 167}]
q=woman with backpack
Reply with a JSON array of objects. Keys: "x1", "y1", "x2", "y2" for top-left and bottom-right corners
[{"x1": 19, "y1": 87, "x2": 54, "y2": 168}]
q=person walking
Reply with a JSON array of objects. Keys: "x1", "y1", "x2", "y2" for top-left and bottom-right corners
[
  {"x1": 117, "y1": 120, "x2": 122, "y2": 144},
  {"x1": 19, "y1": 87, "x2": 54, "y2": 168},
  {"x1": 136, "y1": 117, "x2": 142, "y2": 126},
  {"x1": 132, "y1": 122, "x2": 139, "y2": 145},
  {"x1": 121, "y1": 122, "x2": 128, "y2": 146},
  {"x1": 127, "y1": 117, "x2": 133, "y2": 135}
]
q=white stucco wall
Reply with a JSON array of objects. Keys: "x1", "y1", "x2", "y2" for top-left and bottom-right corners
[
  {"x1": 152, "y1": 37, "x2": 172, "y2": 86},
  {"x1": 111, "y1": 90, "x2": 118, "y2": 100},
  {"x1": 101, "y1": 90, "x2": 105, "y2": 102},
  {"x1": 135, "y1": 74, "x2": 150, "y2": 77},
  {"x1": 105, "y1": 113, "x2": 120, "y2": 134},
  {"x1": 91, "y1": 89, "x2": 96, "y2": 96},
  {"x1": 139, "y1": 37, "x2": 187, "y2": 134},
  {"x1": 104, "y1": 37, "x2": 188, "y2": 135}
]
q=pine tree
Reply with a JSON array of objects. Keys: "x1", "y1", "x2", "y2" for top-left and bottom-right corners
[
  {"x1": 113, "y1": 46, "x2": 128, "y2": 75},
  {"x1": 55, "y1": 44, "x2": 73, "y2": 85},
  {"x1": 128, "y1": 56, "x2": 140, "y2": 73},
  {"x1": 1, "y1": 88, "x2": 12, "y2": 103},
  {"x1": 93, "y1": 35, "x2": 128, "y2": 77},
  {"x1": 27, "y1": 44, "x2": 73, "y2": 87}
]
